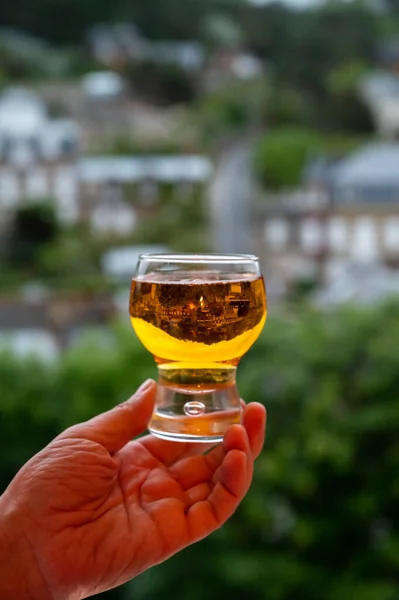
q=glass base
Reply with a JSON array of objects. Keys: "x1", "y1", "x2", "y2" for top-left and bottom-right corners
[{"x1": 149, "y1": 364, "x2": 242, "y2": 443}]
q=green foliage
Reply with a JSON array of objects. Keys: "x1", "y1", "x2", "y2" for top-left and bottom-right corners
[
  {"x1": 1, "y1": 302, "x2": 399, "y2": 599},
  {"x1": 197, "y1": 79, "x2": 267, "y2": 143},
  {"x1": 255, "y1": 128, "x2": 371, "y2": 190},
  {"x1": 132, "y1": 184, "x2": 210, "y2": 253},
  {"x1": 322, "y1": 61, "x2": 374, "y2": 134},
  {"x1": 202, "y1": 12, "x2": 245, "y2": 47},
  {"x1": 255, "y1": 128, "x2": 320, "y2": 190},
  {"x1": 124, "y1": 61, "x2": 197, "y2": 106},
  {"x1": 325, "y1": 60, "x2": 367, "y2": 97},
  {"x1": 264, "y1": 87, "x2": 312, "y2": 129},
  {"x1": 98, "y1": 135, "x2": 189, "y2": 156},
  {"x1": 38, "y1": 227, "x2": 98, "y2": 279},
  {"x1": 4, "y1": 201, "x2": 60, "y2": 269}
]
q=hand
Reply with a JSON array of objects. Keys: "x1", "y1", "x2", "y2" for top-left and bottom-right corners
[{"x1": 0, "y1": 380, "x2": 266, "y2": 600}]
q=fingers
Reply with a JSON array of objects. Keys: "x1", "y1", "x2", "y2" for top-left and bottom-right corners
[
  {"x1": 169, "y1": 402, "x2": 266, "y2": 491},
  {"x1": 185, "y1": 482, "x2": 211, "y2": 505},
  {"x1": 168, "y1": 434, "x2": 234, "y2": 490},
  {"x1": 139, "y1": 400, "x2": 265, "y2": 467},
  {"x1": 242, "y1": 402, "x2": 267, "y2": 459},
  {"x1": 59, "y1": 380, "x2": 156, "y2": 454},
  {"x1": 139, "y1": 436, "x2": 218, "y2": 467},
  {"x1": 169, "y1": 452, "x2": 221, "y2": 490},
  {"x1": 186, "y1": 425, "x2": 251, "y2": 542}
]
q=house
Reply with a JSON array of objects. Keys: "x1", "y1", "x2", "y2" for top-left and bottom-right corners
[
  {"x1": 359, "y1": 71, "x2": 399, "y2": 137},
  {"x1": 147, "y1": 42, "x2": 205, "y2": 71},
  {"x1": 86, "y1": 23, "x2": 205, "y2": 72},
  {"x1": 0, "y1": 88, "x2": 81, "y2": 223},
  {"x1": 257, "y1": 143, "x2": 399, "y2": 290},
  {"x1": 203, "y1": 48, "x2": 264, "y2": 91},
  {"x1": 313, "y1": 262, "x2": 399, "y2": 308},
  {"x1": 377, "y1": 37, "x2": 399, "y2": 74},
  {"x1": 0, "y1": 86, "x2": 213, "y2": 234},
  {"x1": 330, "y1": 142, "x2": 399, "y2": 205},
  {"x1": 309, "y1": 143, "x2": 399, "y2": 266},
  {"x1": 82, "y1": 71, "x2": 126, "y2": 101},
  {"x1": 0, "y1": 88, "x2": 79, "y2": 161},
  {"x1": 79, "y1": 155, "x2": 212, "y2": 228},
  {"x1": 90, "y1": 181, "x2": 137, "y2": 236},
  {"x1": 0, "y1": 291, "x2": 117, "y2": 361}
]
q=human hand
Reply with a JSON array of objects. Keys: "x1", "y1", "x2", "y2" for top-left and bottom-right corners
[{"x1": 0, "y1": 380, "x2": 266, "y2": 600}]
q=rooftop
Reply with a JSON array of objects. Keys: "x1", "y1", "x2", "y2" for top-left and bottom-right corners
[
  {"x1": 360, "y1": 71, "x2": 399, "y2": 100},
  {"x1": 0, "y1": 88, "x2": 47, "y2": 136},
  {"x1": 332, "y1": 143, "x2": 399, "y2": 188},
  {"x1": 79, "y1": 155, "x2": 212, "y2": 182}
]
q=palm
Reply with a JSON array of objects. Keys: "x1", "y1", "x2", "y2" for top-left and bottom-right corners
[{"x1": 3, "y1": 382, "x2": 265, "y2": 600}]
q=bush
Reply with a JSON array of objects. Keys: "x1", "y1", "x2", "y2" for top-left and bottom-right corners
[
  {"x1": 265, "y1": 87, "x2": 312, "y2": 128},
  {"x1": 1, "y1": 301, "x2": 399, "y2": 599},
  {"x1": 4, "y1": 201, "x2": 60, "y2": 270},
  {"x1": 321, "y1": 61, "x2": 374, "y2": 134},
  {"x1": 197, "y1": 79, "x2": 268, "y2": 142},
  {"x1": 255, "y1": 127, "x2": 370, "y2": 190},
  {"x1": 124, "y1": 61, "x2": 197, "y2": 106},
  {"x1": 255, "y1": 127, "x2": 320, "y2": 189},
  {"x1": 98, "y1": 135, "x2": 189, "y2": 156}
]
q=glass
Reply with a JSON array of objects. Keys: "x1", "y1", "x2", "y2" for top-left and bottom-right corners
[{"x1": 129, "y1": 253, "x2": 267, "y2": 442}]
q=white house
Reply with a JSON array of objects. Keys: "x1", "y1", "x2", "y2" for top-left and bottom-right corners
[
  {"x1": 0, "y1": 88, "x2": 81, "y2": 224},
  {"x1": 359, "y1": 72, "x2": 399, "y2": 138},
  {"x1": 90, "y1": 181, "x2": 137, "y2": 236},
  {"x1": 0, "y1": 87, "x2": 213, "y2": 235},
  {"x1": 0, "y1": 88, "x2": 80, "y2": 165}
]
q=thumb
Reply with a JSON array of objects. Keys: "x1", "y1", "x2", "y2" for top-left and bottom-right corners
[{"x1": 60, "y1": 379, "x2": 156, "y2": 454}]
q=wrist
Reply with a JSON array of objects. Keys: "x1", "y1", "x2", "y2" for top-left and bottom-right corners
[{"x1": 0, "y1": 492, "x2": 54, "y2": 600}]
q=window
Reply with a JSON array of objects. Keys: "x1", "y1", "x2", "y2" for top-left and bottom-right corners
[
  {"x1": 0, "y1": 169, "x2": 19, "y2": 207},
  {"x1": 299, "y1": 218, "x2": 323, "y2": 253},
  {"x1": 351, "y1": 217, "x2": 379, "y2": 262},
  {"x1": 264, "y1": 218, "x2": 290, "y2": 251},
  {"x1": 383, "y1": 217, "x2": 399, "y2": 253},
  {"x1": 328, "y1": 217, "x2": 348, "y2": 252},
  {"x1": 26, "y1": 169, "x2": 48, "y2": 199}
]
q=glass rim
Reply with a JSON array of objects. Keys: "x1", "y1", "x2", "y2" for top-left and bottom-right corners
[{"x1": 137, "y1": 252, "x2": 260, "y2": 264}]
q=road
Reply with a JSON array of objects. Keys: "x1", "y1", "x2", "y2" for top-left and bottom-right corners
[{"x1": 208, "y1": 137, "x2": 257, "y2": 255}]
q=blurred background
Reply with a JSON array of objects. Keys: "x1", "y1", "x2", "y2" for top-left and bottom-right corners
[{"x1": 1, "y1": 0, "x2": 399, "y2": 598}]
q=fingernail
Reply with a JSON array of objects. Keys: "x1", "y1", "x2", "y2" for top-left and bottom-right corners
[{"x1": 136, "y1": 379, "x2": 155, "y2": 394}]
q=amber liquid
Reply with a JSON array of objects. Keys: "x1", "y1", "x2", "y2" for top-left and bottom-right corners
[{"x1": 129, "y1": 272, "x2": 267, "y2": 440}]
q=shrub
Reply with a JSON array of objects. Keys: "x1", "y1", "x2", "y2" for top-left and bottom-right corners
[
  {"x1": 1, "y1": 301, "x2": 399, "y2": 599},
  {"x1": 255, "y1": 127, "x2": 320, "y2": 189},
  {"x1": 124, "y1": 61, "x2": 197, "y2": 106}
]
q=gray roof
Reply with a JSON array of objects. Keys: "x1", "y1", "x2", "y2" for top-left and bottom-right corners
[
  {"x1": 360, "y1": 72, "x2": 399, "y2": 100},
  {"x1": 332, "y1": 143, "x2": 399, "y2": 188},
  {"x1": 79, "y1": 155, "x2": 212, "y2": 183},
  {"x1": 148, "y1": 42, "x2": 205, "y2": 70},
  {"x1": 378, "y1": 38, "x2": 399, "y2": 63}
]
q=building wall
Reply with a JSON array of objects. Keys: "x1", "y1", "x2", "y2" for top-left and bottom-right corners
[
  {"x1": 0, "y1": 160, "x2": 80, "y2": 224},
  {"x1": 258, "y1": 207, "x2": 399, "y2": 288}
]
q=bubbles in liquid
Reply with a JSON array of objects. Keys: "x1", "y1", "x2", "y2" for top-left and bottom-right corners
[{"x1": 184, "y1": 401, "x2": 206, "y2": 416}]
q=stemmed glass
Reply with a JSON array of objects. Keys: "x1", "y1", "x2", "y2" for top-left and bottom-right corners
[{"x1": 129, "y1": 253, "x2": 267, "y2": 442}]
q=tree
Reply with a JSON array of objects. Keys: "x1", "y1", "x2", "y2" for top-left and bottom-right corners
[
  {"x1": 5, "y1": 201, "x2": 59, "y2": 270},
  {"x1": 255, "y1": 127, "x2": 320, "y2": 190},
  {"x1": 323, "y1": 61, "x2": 374, "y2": 133},
  {"x1": 2, "y1": 301, "x2": 399, "y2": 599},
  {"x1": 124, "y1": 61, "x2": 197, "y2": 106}
]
